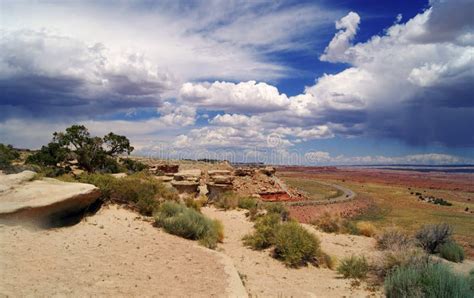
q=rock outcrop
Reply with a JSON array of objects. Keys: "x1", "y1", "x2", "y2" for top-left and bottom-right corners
[
  {"x1": 171, "y1": 169, "x2": 202, "y2": 195},
  {"x1": 149, "y1": 164, "x2": 179, "y2": 175},
  {"x1": 0, "y1": 171, "x2": 100, "y2": 226},
  {"x1": 207, "y1": 170, "x2": 234, "y2": 201}
]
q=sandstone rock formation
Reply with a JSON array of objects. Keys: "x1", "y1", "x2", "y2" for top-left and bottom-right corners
[
  {"x1": 149, "y1": 164, "x2": 179, "y2": 175},
  {"x1": 171, "y1": 169, "x2": 202, "y2": 195},
  {"x1": 207, "y1": 169, "x2": 234, "y2": 201},
  {"x1": 0, "y1": 171, "x2": 100, "y2": 226},
  {"x1": 234, "y1": 168, "x2": 255, "y2": 176},
  {"x1": 174, "y1": 169, "x2": 202, "y2": 182},
  {"x1": 259, "y1": 166, "x2": 276, "y2": 176}
]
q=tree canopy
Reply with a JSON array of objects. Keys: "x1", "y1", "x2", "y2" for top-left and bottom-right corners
[{"x1": 27, "y1": 125, "x2": 134, "y2": 173}]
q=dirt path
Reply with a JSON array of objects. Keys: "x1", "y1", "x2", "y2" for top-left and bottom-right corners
[
  {"x1": 202, "y1": 206, "x2": 381, "y2": 297},
  {"x1": 0, "y1": 204, "x2": 246, "y2": 297}
]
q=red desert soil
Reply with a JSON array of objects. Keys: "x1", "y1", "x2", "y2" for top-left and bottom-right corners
[
  {"x1": 288, "y1": 194, "x2": 374, "y2": 223},
  {"x1": 277, "y1": 166, "x2": 474, "y2": 192}
]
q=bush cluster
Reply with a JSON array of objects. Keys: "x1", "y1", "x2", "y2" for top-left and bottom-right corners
[
  {"x1": 243, "y1": 213, "x2": 281, "y2": 250},
  {"x1": 376, "y1": 228, "x2": 413, "y2": 250},
  {"x1": 263, "y1": 203, "x2": 290, "y2": 221},
  {"x1": 0, "y1": 143, "x2": 20, "y2": 171},
  {"x1": 439, "y1": 241, "x2": 465, "y2": 263},
  {"x1": 154, "y1": 202, "x2": 223, "y2": 249},
  {"x1": 337, "y1": 255, "x2": 370, "y2": 279},
  {"x1": 215, "y1": 192, "x2": 261, "y2": 212},
  {"x1": 415, "y1": 223, "x2": 452, "y2": 254},
  {"x1": 214, "y1": 191, "x2": 240, "y2": 210},
  {"x1": 243, "y1": 213, "x2": 329, "y2": 268},
  {"x1": 120, "y1": 158, "x2": 148, "y2": 173},
  {"x1": 184, "y1": 195, "x2": 208, "y2": 212},
  {"x1": 79, "y1": 172, "x2": 178, "y2": 215},
  {"x1": 384, "y1": 262, "x2": 473, "y2": 297},
  {"x1": 356, "y1": 221, "x2": 377, "y2": 237},
  {"x1": 273, "y1": 221, "x2": 322, "y2": 267},
  {"x1": 238, "y1": 196, "x2": 258, "y2": 210},
  {"x1": 312, "y1": 212, "x2": 376, "y2": 236},
  {"x1": 376, "y1": 247, "x2": 429, "y2": 278}
]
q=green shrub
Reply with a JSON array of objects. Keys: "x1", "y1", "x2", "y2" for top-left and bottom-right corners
[
  {"x1": 246, "y1": 206, "x2": 261, "y2": 221},
  {"x1": 341, "y1": 220, "x2": 360, "y2": 235},
  {"x1": 120, "y1": 158, "x2": 148, "y2": 173},
  {"x1": 313, "y1": 212, "x2": 341, "y2": 233},
  {"x1": 79, "y1": 173, "x2": 177, "y2": 216},
  {"x1": 154, "y1": 202, "x2": 223, "y2": 249},
  {"x1": 215, "y1": 191, "x2": 239, "y2": 210},
  {"x1": 377, "y1": 247, "x2": 429, "y2": 278},
  {"x1": 384, "y1": 264, "x2": 424, "y2": 297},
  {"x1": 376, "y1": 228, "x2": 413, "y2": 250},
  {"x1": 415, "y1": 223, "x2": 452, "y2": 253},
  {"x1": 469, "y1": 269, "x2": 474, "y2": 291},
  {"x1": 312, "y1": 213, "x2": 364, "y2": 236},
  {"x1": 238, "y1": 197, "x2": 258, "y2": 210},
  {"x1": 79, "y1": 173, "x2": 117, "y2": 199},
  {"x1": 243, "y1": 213, "x2": 281, "y2": 250},
  {"x1": 0, "y1": 144, "x2": 20, "y2": 171},
  {"x1": 264, "y1": 203, "x2": 289, "y2": 221},
  {"x1": 384, "y1": 262, "x2": 472, "y2": 298},
  {"x1": 439, "y1": 241, "x2": 465, "y2": 263},
  {"x1": 337, "y1": 255, "x2": 369, "y2": 279},
  {"x1": 273, "y1": 221, "x2": 321, "y2": 267},
  {"x1": 25, "y1": 142, "x2": 68, "y2": 168}
]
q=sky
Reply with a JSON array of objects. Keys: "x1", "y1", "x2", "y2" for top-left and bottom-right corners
[{"x1": 1, "y1": 0, "x2": 473, "y2": 165}]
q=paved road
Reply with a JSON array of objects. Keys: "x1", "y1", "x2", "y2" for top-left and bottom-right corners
[{"x1": 275, "y1": 177, "x2": 356, "y2": 206}]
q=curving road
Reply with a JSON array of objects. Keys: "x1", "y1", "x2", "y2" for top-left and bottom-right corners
[{"x1": 273, "y1": 176, "x2": 356, "y2": 206}]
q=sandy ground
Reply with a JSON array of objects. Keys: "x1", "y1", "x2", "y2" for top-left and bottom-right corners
[
  {"x1": 202, "y1": 206, "x2": 382, "y2": 297},
  {"x1": 0, "y1": 204, "x2": 245, "y2": 297}
]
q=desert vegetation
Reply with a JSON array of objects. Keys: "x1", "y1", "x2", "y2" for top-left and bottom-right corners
[
  {"x1": 0, "y1": 143, "x2": 20, "y2": 172},
  {"x1": 242, "y1": 204, "x2": 331, "y2": 268},
  {"x1": 384, "y1": 262, "x2": 472, "y2": 297},
  {"x1": 337, "y1": 255, "x2": 369, "y2": 279},
  {"x1": 311, "y1": 212, "x2": 377, "y2": 237},
  {"x1": 154, "y1": 201, "x2": 223, "y2": 249},
  {"x1": 25, "y1": 125, "x2": 145, "y2": 176}
]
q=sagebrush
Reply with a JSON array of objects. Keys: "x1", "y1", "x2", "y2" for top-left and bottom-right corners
[
  {"x1": 384, "y1": 262, "x2": 472, "y2": 297},
  {"x1": 439, "y1": 241, "x2": 465, "y2": 263},
  {"x1": 273, "y1": 221, "x2": 322, "y2": 267},
  {"x1": 154, "y1": 201, "x2": 223, "y2": 249},
  {"x1": 415, "y1": 223, "x2": 452, "y2": 254},
  {"x1": 243, "y1": 213, "x2": 281, "y2": 250},
  {"x1": 376, "y1": 227, "x2": 413, "y2": 250},
  {"x1": 79, "y1": 172, "x2": 178, "y2": 215},
  {"x1": 337, "y1": 255, "x2": 369, "y2": 279}
]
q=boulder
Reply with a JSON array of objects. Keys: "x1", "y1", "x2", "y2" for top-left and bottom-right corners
[
  {"x1": 0, "y1": 170, "x2": 36, "y2": 193},
  {"x1": 0, "y1": 171, "x2": 100, "y2": 225}
]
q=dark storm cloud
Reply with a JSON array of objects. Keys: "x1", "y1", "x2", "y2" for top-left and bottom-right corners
[{"x1": 0, "y1": 30, "x2": 175, "y2": 120}]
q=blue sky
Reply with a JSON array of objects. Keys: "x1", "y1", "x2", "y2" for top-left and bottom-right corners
[{"x1": 0, "y1": 0, "x2": 473, "y2": 165}]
